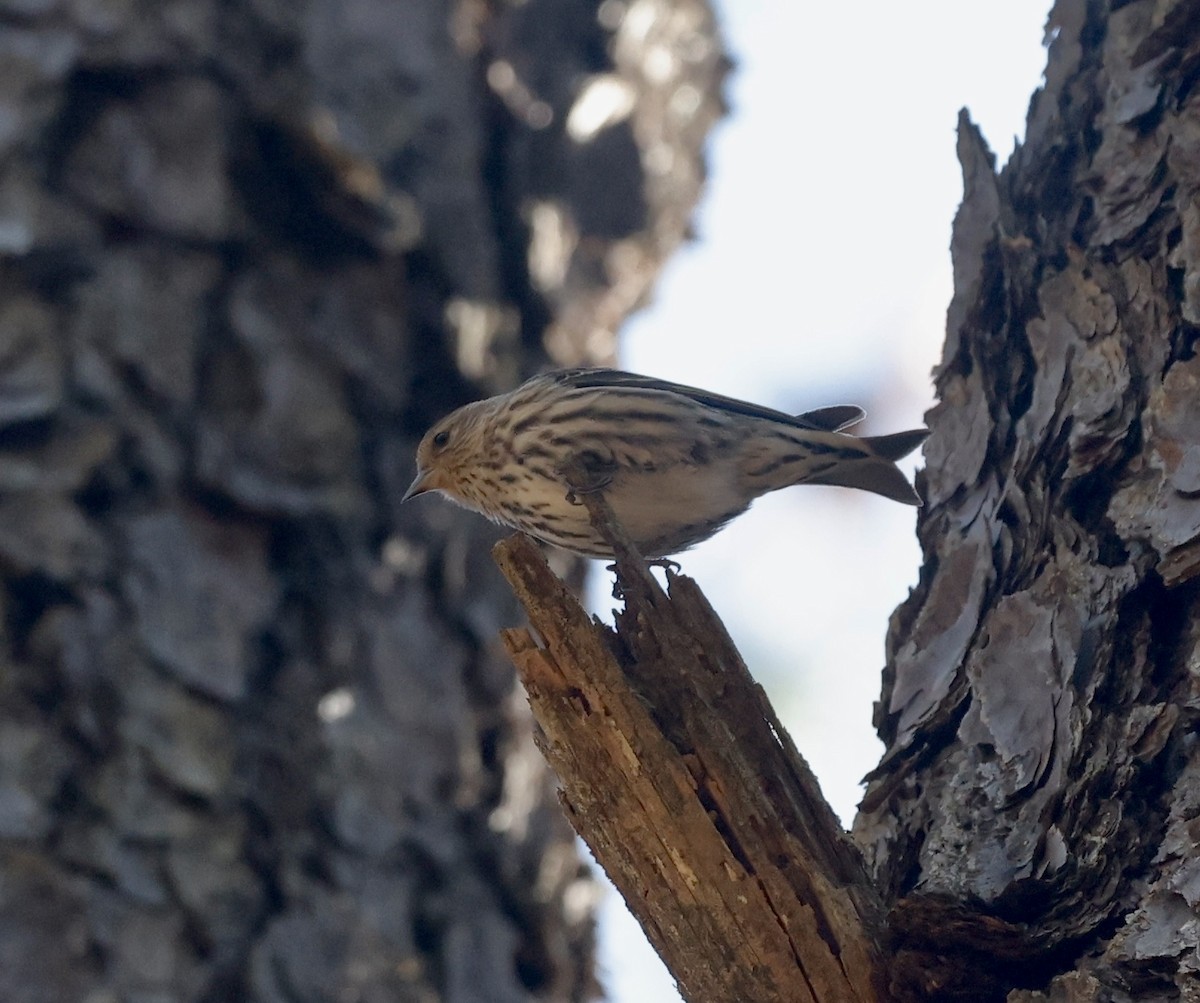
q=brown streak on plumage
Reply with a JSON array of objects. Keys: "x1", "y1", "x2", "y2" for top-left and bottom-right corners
[{"x1": 405, "y1": 368, "x2": 926, "y2": 558}]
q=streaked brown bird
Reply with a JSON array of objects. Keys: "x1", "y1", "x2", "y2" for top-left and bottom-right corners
[{"x1": 404, "y1": 369, "x2": 927, "y2": 559}]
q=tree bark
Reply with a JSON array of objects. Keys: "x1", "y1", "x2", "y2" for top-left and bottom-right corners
[
  {"x1": 489, "y1": 2, "x2": 1200, "y2": 1002},
  {"x1": 0, "y1": 1, "x2": 725, "y2": 1000},
  {"x1": 857, "y1": 1, "x2": 1200, "y2": 999}
]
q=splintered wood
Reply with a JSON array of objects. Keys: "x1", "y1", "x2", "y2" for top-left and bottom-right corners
[{"x1": 492, "y1": 489, "x2": 889, "y2": 1003}]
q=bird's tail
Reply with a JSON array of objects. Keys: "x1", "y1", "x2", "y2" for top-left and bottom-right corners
[
  {"x1": 803, "y1": 429, "x2": 927, "y2": 504},
  {"x1": 744, "y1": 427, "x2": 928, "y2": 505}
]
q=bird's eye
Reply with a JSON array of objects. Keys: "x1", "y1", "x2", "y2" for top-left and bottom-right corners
[{"x1": 432, "y1": 430, "x2": 451, "y2": 450}]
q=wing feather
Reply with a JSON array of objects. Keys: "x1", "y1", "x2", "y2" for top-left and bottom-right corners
[{"x1": 549, "y1": 369, "x2": 860, "y2": 432}]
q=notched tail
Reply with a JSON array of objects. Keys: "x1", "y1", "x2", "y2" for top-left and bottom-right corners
[
  {"x1": 804, "y1": 428, "x2": 928, "y2": 505},
  {"x1": 860, "y1": 428, "x2": 929, "y2": 463}
]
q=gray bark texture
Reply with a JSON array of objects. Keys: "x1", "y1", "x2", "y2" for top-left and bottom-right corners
[
  {"x1": 0, "y1": 1, "x2": 725, "y2": 1001},
  {"x1": 857, "y1": 1, "x2": 1200, "y2": 1000}
]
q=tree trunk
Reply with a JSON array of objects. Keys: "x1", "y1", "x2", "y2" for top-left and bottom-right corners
[
  {"x1": 857, "y1": 0, "x2": 1200, "y2": 999},
  {"x1": 0, "y1": 2, "x2": 725, "y2": 1000},
  {"x1": 485, "y1": 2, "x2": 1200, "y2": 1001}
]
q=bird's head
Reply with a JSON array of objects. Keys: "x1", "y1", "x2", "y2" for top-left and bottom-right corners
[{"x1": 403, "y1": 401, "x2": 491, "y2": 507}]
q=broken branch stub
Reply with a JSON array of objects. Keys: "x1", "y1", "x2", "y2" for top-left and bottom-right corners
[{"x1": 492, "y1": 488, "x2": 891, "y2": 1003}]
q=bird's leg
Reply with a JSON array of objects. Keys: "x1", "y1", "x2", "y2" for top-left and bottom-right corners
[{"x1": 556, "y1": 454, "x2": 669, "y2": 602}]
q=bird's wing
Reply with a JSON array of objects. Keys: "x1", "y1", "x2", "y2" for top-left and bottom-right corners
[
  {"x1": 548, "y1": 369, "x2": 862, "y2": 432},
  {"x1": 794, "y1": 404, "x2": 865, "y2": 431}
]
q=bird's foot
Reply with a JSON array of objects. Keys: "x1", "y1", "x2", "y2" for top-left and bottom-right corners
[{"x1": 605, "y1": 557, "x2": 680, "y2": 598}]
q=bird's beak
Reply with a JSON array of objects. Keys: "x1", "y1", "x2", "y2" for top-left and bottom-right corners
[{"x1": 403, "y1": 469, "x2": 436, "y2": 502}]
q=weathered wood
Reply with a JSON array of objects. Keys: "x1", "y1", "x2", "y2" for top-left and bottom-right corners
[{"x1": 493, "y1": 486, "x2": 890, "y2": 1003}]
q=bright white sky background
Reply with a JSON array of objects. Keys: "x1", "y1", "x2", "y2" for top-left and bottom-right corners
[{"x1": 590, "y1": 2, "x2": 1054, "y2": 999}]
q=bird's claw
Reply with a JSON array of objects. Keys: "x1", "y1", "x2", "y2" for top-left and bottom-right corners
[
  {"x1": 605, "y1": 557, "x2": 681, "y2": 598},
  {"x1": 611, "y1": 557, "x2": 680, "y2": 575}
]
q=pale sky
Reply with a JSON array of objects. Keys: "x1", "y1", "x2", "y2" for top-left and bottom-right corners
[{"x1": 593, "y1": 3, "x2": 1053, "y2": 1000}]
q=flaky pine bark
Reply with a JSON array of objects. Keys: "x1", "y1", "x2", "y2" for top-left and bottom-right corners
[
  {"x1": 493, "y1": 3, "x2": 1200, "y2": 1003},
  {"x1": 0, "y1": 2, "x2": 724, "y2": 1000},
  {"x1": 857, "y1": 1, "x2": 1200, "y2": 999}
]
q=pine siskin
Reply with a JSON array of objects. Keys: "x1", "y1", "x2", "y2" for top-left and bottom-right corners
[{"x1": 404, "y1": 369, "x2": 927, "y2": 559}]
